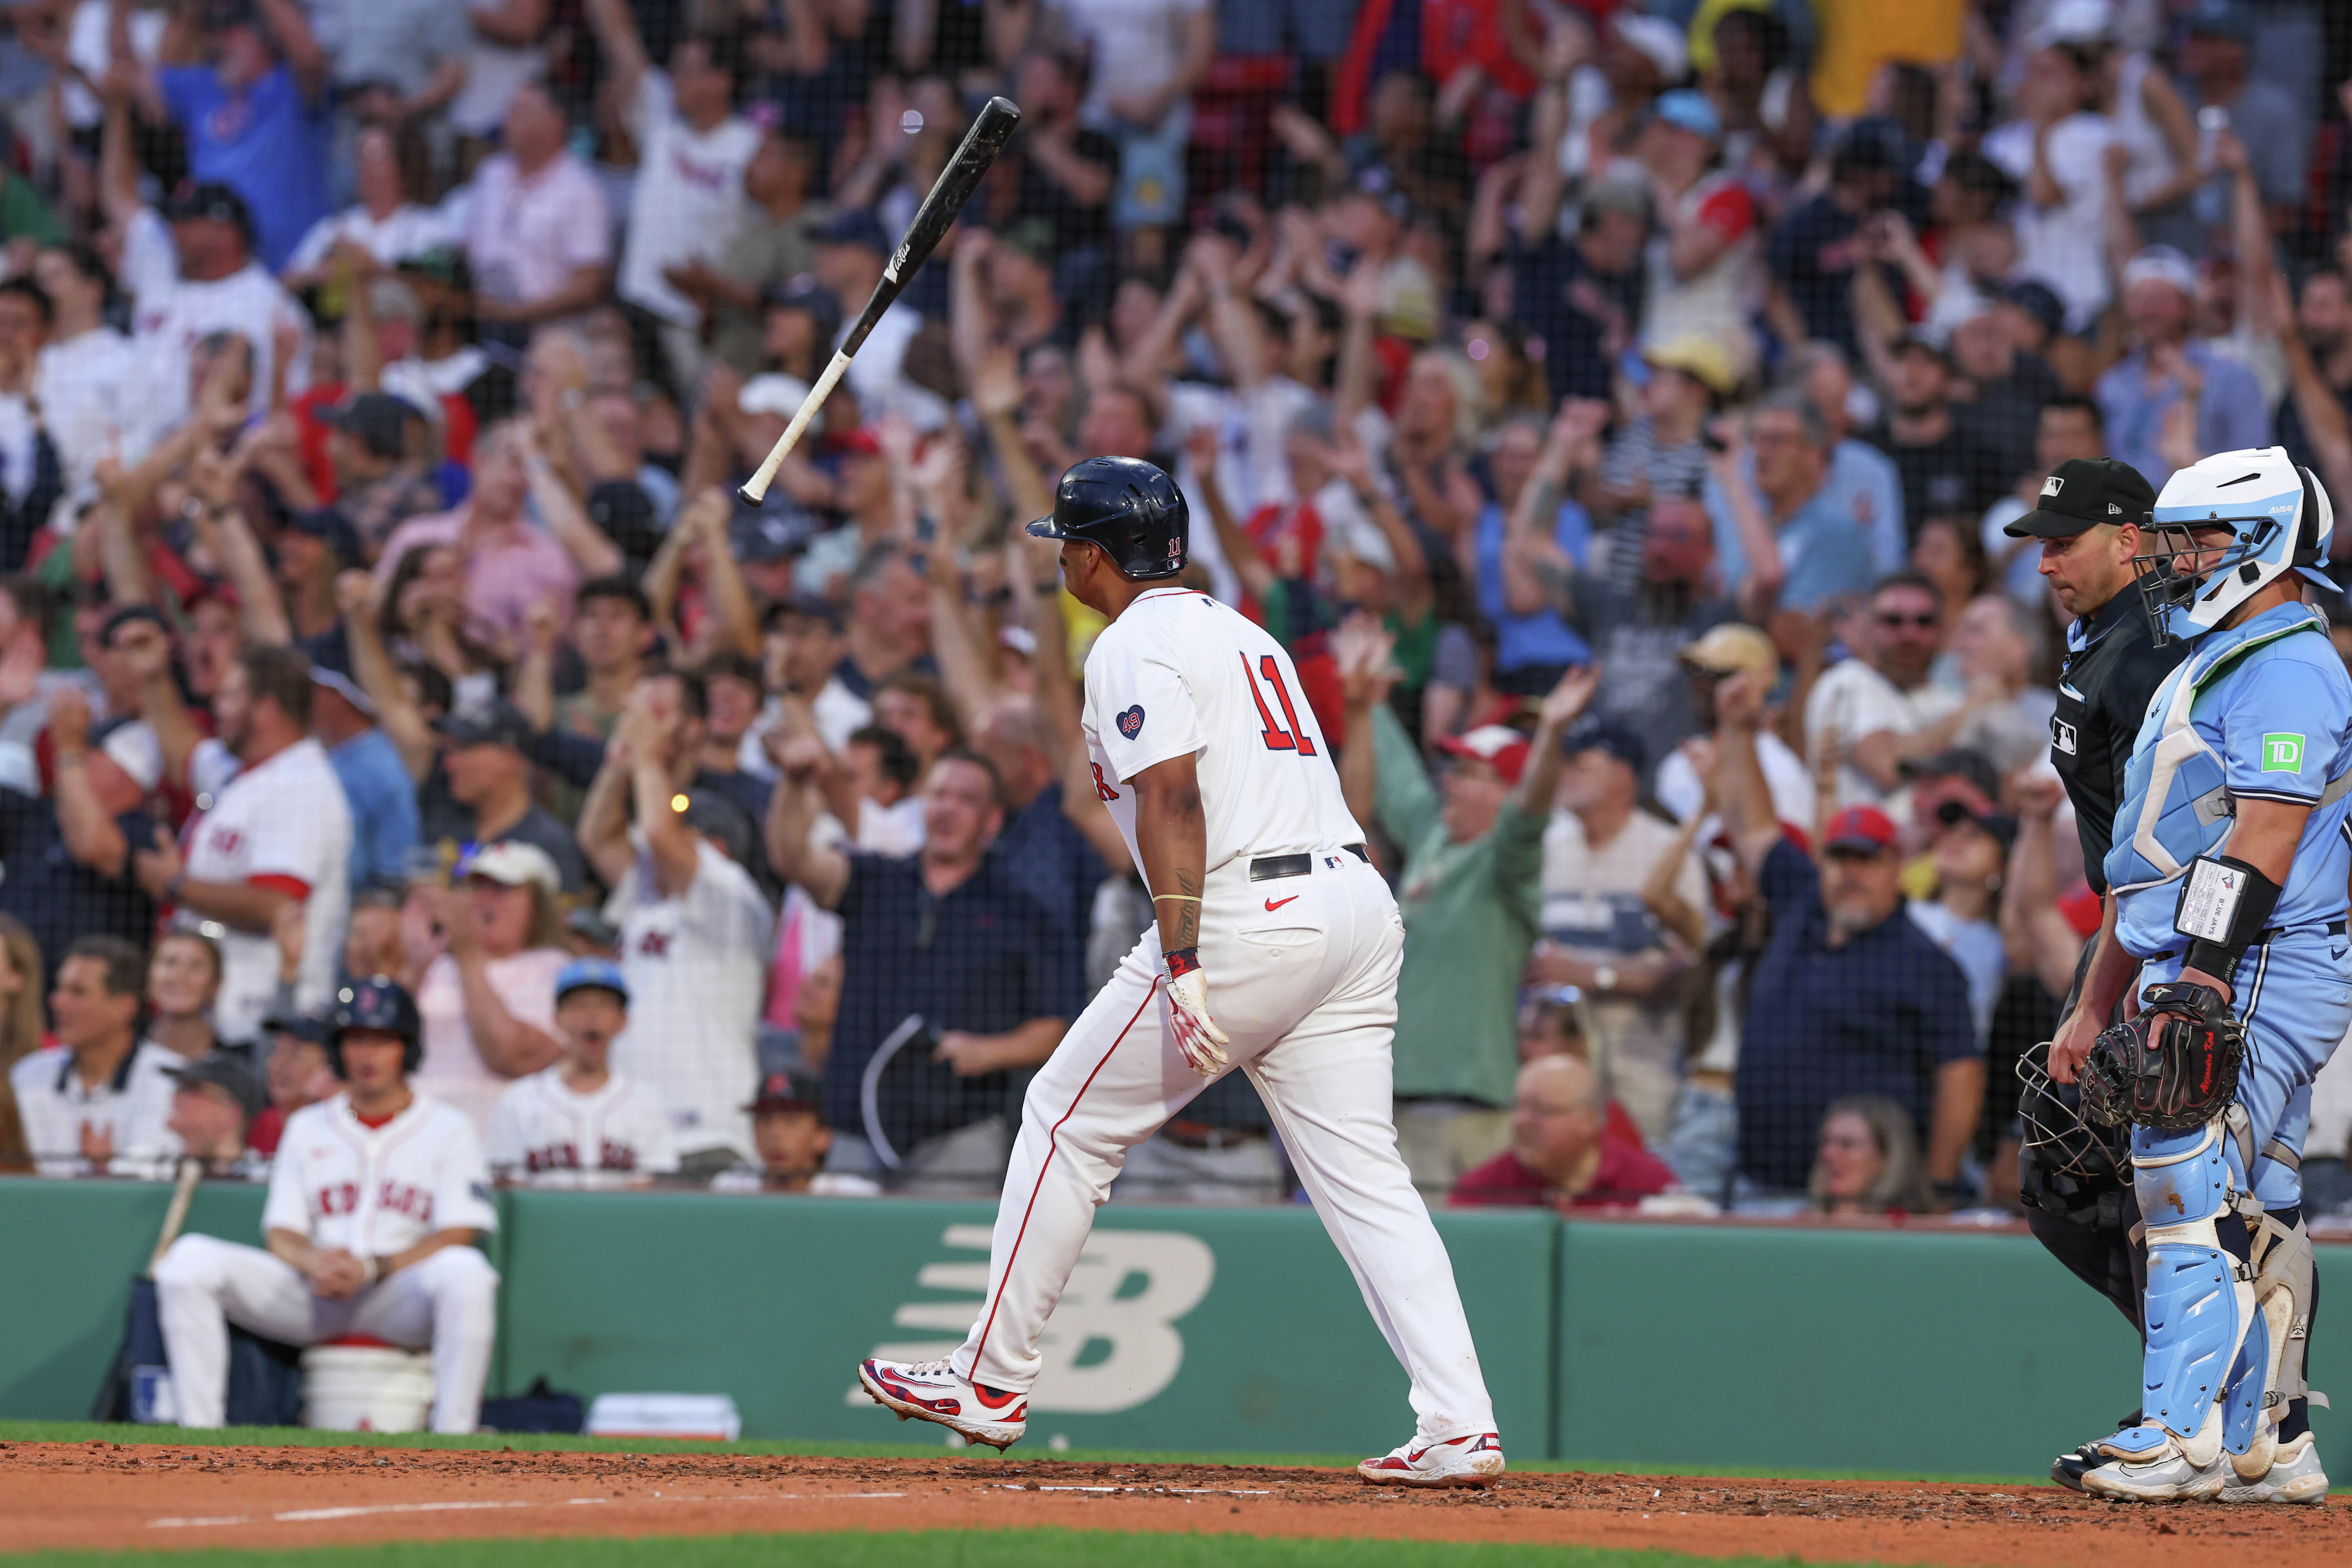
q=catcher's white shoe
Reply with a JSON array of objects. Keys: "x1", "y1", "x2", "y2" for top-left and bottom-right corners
[
  {"x1": 1357, "y1": 1431, "x2": 1505, "y2": 1488},
  {"x1": 2080, "y1": 1426, "x2": 2230, "y2": 1503},
  {"x1": 2219, "y1": 1434, "x2": 2330, "y2": 1504},
  {"x1": 856, "y1": 1356, "x2": 1027, "y2": 1451}
]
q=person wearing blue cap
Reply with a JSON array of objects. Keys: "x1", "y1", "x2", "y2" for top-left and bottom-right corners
[
  {"x1": 1634, "y1": 88, "x2": 1760, "y2": 382},
  {"x1": 485, "y1": 956, "x2": 679, "y2": 1187}
]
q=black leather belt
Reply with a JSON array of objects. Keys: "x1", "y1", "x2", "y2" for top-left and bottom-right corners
[
  {"x1": 2142, "y1": 918, "x2": 2347, "y2": 963},
  {"x1": 1249, "y1": 844, "x2": 1369, "y2": 881}
]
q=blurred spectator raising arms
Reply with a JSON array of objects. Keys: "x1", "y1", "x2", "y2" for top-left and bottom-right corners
[
  {"x1": 404, "y1": 840, "x2": 569, "y2": 1135},
  {"x1": 1534, "y1": 713, "x2": 1700, "y2": 1142},
  {"x1": 1337, "y1": 624, "x2": 1599, "y2": 1196},
  {"x1": 1712, "y1": 668, "x2": 1981, "y2": 1200},
  {"x1": 581, "y1": 676, "x2": 777, "y2": 1176},
  {"x1": 583, "y1": 0, "x2": 758, "y2": 388},
  {"x1": 135, "y1": 647, "x2": 351, "y2": 1047}
]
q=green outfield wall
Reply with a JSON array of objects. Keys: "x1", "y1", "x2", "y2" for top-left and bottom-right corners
[{"x1": 3, "y1": 1177, "x2": 2343, "y2": 1477}]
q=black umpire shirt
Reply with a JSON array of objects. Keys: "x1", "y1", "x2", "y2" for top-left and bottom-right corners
[{"x1": 2050, "y1": 586, "x2": 2187, "y2": 893}]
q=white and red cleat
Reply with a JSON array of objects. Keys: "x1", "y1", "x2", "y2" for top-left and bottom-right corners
[
  {"x1": 1356, "y1": 1431, "x2": 1505, "y2": 1488},
  {"x1": 857, "y1": 1357, "x2": 1028, "y2": 1451}
]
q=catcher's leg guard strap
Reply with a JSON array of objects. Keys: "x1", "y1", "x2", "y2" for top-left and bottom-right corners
[
  {"x1": 2250, "y1": 1206, "x2": 2322, "y2": 1410},
  {"x1": 2132, "y1": 1120, "x2": 2254, "y2": 1459}
]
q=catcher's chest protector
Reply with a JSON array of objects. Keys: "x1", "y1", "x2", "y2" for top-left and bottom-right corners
[{"x1": 2109, "y1": 611, "x2": 2336, "y2": 900}]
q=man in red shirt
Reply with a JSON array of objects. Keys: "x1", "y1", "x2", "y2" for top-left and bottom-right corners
[{"x1": 1450, "y1": 1054, "x2": 1677, "y2": 1209}]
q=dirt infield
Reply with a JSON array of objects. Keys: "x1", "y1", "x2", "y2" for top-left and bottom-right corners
[{"x1": 0, "y1": 1442, "x2": 2344, "y2": 1565}]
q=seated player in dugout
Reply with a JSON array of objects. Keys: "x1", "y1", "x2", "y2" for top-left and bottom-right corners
[
  {"x1": 151, "y1": 978, "x2": 500, "y2": 1434},
  {"x1": 2048, "y1": 447, "x2": 2348, "y2": 1505}
]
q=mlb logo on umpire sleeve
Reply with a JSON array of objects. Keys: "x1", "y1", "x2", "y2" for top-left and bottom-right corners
[
  {"x1": 2262, "y1": 733, "x2": 2305, "y2": 773},
  {"x1": 2051, "y1": 718, "x2": 2078, "y2": 756}
]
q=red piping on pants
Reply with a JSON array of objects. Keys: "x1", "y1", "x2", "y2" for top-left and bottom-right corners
[{"x1": 969, "y1": 975, "x2": 1163, "y2": 1382}]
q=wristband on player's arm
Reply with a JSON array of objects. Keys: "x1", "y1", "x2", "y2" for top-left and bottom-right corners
[
  {"x1": 1165, "y1": 947, "x2": 1201, "y2": 979},
  {"x1": 2173, "y1": 852, "x2": 2283, "y2": 988}
]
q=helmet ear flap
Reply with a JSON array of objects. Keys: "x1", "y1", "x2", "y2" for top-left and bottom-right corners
[{"x1": 2298, "y1": 465, "x2": 2333, "y2": 564}]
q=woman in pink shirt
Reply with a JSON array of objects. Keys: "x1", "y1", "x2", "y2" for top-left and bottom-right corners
[
  {"x1": 376, "y1": 420, "x2": 622, "y2": 649},
  {"x1": 405, "y1": 839, "x2": 574, "y2": 1134}
]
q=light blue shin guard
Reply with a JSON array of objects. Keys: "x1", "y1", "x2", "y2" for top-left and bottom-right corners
[
  {"x1": 2129, "y1": 1119, "x2": 2255, "y2": 1466},
  {"x1": 2222, "y1": 1305, "x2": 2274, "y2": 1455}
]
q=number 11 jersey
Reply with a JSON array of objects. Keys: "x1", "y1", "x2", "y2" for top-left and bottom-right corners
[{"x1": 1079, "y1": 587, "x2": 1367, "y2": 881}]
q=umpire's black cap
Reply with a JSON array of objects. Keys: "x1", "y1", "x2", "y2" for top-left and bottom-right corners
[
  {"x1": 2003, "y1": 457, "x2": 2157, "y2": 539},
  {"x1": 1025, "y1": 456, "x2": 1190, "y2": 581}
]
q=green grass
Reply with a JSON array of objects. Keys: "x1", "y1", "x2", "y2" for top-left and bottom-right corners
[
  {"x1": 0, "y1": 1529, "x2": 1887, "y2": 1568},
  {"x1": 0, "y1": 1423, "x2": 2046, "y2": 1486}
]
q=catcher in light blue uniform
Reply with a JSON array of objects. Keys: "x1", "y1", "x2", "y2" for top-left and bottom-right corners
[{"x1": 2050, "y1": 446, "x2": 2349, "y2": 1505}]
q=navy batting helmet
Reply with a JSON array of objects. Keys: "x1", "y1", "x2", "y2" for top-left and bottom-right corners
[
  {"x1": 1024, "y1": 456, "x2": 1189, "y2": 580},
  {"x1": 326, "y1": 975, "x2": 423, "y2": 1077}
]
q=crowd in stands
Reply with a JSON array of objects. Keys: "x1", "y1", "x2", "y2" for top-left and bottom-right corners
[{"x1": 3, "y1": 0, "x2": 2352, "y2": 1219}]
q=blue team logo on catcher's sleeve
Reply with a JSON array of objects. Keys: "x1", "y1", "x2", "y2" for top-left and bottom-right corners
[{"x1": 1116, "y1": 705, "x2": 1146, "y2": 740}]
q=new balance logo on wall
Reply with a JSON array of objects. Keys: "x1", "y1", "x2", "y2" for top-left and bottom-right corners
[{"x1": 849, "y1": 1225, "x2": 1215, "y2": 1414}]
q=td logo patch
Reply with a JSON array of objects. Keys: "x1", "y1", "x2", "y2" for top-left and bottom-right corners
[
  {"x1": 1116, "y1": 705, "x2": 1146, "y2": 740},
  {"x1": 2263, "y1": 733, "x2": 2306, "y2": 773}
]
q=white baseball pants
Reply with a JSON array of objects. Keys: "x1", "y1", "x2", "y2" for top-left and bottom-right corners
[
  {"x1": 153, "y1": 1233, "x2": 499, "y2": 1432},
  {"x1": 952, "y1": 851, "x2": 1498, "y2": 1443}
]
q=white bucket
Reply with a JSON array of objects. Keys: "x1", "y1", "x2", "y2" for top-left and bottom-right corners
[{"x1": 301, "y1": 1344, "x2": 435, "y2": 1433}]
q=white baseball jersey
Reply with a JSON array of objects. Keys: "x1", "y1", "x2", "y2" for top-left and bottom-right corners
[
  {"x1": 181, "y1": 736, "x2": 354, "y2": 1045},
  {"x1": 1081, "y1": 586, "x2": 1364, "y2": 880},
  {"x1": 120, "y1": 207, "x2": 312, "y2": 429},
  {"x1": 605, "y1": 831, "x2": 776, "y2": 1157},
  {"x1": 486, "y1": 1066, "x2": 680, "y2": 1184},
  {"x1": 936, "y1": 581, "x2": 1498, "y2": 1447},
  {"x1": 262, "y1": 1092, "x2": 498, "y2": 1254}
]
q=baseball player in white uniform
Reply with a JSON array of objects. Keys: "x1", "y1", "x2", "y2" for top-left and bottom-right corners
[
  {"x1": 152, "y1": 977, "x2": 500, "y2": 1433},
  {"x1": 487, "y1": 957, "x2": 679, "y2": 1185},
  {"x1": 858, "y1": 457, "x2": 1503, "y2": 1487}
]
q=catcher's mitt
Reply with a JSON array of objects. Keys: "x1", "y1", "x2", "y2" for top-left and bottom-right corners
[{"x1": 2081, "y1": 981, "x2": 2245, "y2": 1131}]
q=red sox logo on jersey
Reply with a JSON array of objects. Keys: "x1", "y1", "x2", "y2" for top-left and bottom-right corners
[
  {"x1": 638, "y1": 930, "x2": 671, "y2": 959},
  {"x1": 525, "y1": 1142, "x2": 641, "y2": 1173},
  {"x1": 320, "y1": 1180, "x2": 435, "y2": 1223},
  {"x1": 208, "y1": 825, "x2": 243, "y2": 857},
  {"x1": 375, "y1": 1180, "x2": 435, "y2": 1225}
]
